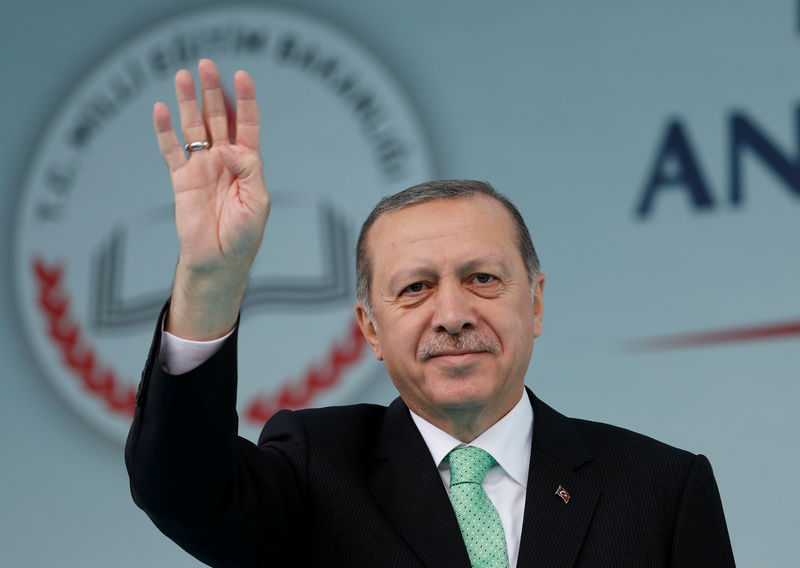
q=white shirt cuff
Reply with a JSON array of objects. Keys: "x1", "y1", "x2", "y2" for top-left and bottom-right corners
[{"x1": 158, "y1": 328, "x2": 235, "y2": 375}]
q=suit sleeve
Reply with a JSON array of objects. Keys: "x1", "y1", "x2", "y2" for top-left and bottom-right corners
[
  {"x1": 125, "y1": 306, "x2": 308, "y2": 567},
  {"x1": 670, "y1": 454, "x2": 736, "y2": 567}
]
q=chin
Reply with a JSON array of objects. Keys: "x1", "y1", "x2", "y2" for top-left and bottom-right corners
[{"x1": 431, "y1": 383, "x2": 494, "y2": 411}]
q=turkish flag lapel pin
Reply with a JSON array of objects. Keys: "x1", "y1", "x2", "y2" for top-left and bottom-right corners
[{"x1": 555, "y1": 485, "x2": 570, "y2": 504}]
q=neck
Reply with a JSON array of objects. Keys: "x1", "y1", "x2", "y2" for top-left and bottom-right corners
[{"x1": 413, "y1": 390, "x2": 524, "y2": 443}]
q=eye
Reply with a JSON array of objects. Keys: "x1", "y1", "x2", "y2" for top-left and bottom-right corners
[
  {"x1": 402, "y1": 281, "x2": 426, "y2": 294},
  {"x1": 473, "y1": 273, "x2": 497, "y2": 285}
]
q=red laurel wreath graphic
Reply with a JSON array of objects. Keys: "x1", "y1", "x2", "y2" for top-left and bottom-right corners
[
  {"x1": 33, "y1": 258, "x2": 137, "y2": 417},
  {"x1": 243, "y1": 317, "x2": 368, "y2": 424},
  {"x1": 33, "y1": 257, "x2": 369, "y2": 427}
]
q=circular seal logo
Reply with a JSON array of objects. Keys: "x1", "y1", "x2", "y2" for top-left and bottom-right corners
[{"x1": 14, "y1": 5, "x2": 435, "y2": 443}]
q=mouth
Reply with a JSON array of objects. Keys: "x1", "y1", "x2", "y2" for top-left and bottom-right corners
[
  {"x1": 417, "y1": 332, "x2": 500, "y2": 361},
  {"x1": 427, "y1": 350, "x2": 486, "y2": 362}
]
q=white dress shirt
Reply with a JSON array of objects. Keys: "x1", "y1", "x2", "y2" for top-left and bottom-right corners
[
  {"x1": 409, "y1": 394, "x2": 533, "y2": 568},
  {"x1": 160, "y1": 331, "x2": 534, "y2": 567}
]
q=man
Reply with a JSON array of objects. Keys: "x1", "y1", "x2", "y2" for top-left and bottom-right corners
[{"x1": 126, "y1": 60, "x2": 735, "y2": 567}]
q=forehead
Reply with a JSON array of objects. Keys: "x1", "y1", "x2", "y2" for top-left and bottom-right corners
[{"x1": 365, "y1": 195, "x2": 522, "y2": 273}]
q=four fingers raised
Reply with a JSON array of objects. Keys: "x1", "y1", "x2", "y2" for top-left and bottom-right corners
[{"x1": 153, "y1": 59, "x2": 258, "y2": 169}]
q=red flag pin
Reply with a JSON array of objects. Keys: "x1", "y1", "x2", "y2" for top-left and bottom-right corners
[{"x1": 555, "y1": 485, "x2": 570, "y2": 504}]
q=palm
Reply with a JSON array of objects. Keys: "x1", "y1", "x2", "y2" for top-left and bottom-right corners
[{"x1": 171, "y1": 148, "x2": 261, "y2": 265}]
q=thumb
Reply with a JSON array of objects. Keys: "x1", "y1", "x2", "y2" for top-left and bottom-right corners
[{"x1": 218, "y1": 145, "x2": 261, "y2": 180}]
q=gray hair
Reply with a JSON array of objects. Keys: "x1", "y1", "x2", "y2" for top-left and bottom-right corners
[{"x1": 355, "y1": 180, "x2": 540, "y2": 315}]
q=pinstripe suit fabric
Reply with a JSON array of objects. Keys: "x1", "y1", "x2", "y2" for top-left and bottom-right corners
[{"x1": 126, "y1": 310, "x2": 735, "y2": 567}]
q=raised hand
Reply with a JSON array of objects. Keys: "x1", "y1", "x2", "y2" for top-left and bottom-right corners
[{"x1": 154, "y1": 59, "x2": 270, "y2": 339}]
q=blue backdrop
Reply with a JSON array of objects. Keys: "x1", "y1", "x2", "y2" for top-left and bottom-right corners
[{"x1": 1, "y1": 1, "x2": 797, "y2": 565}]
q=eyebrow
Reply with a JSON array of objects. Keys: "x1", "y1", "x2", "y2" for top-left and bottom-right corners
[
  {"x1": 459, "y1": 256, "x2": 510, "y2": 275},
  {"x1": 386, "y1": 267, "x2": 438, "y2": 293}
]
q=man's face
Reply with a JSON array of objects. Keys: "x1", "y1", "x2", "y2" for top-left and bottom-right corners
[{"x1": 356, "y1": 195, "x2": 545, "y2": 425}]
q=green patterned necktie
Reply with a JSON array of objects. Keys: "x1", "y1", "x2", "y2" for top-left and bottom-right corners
[{"x1": 446, "y1": 447, "x2": 510, "y2": 568}]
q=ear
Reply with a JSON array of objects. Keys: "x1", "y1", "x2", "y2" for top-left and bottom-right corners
[
  {"x1": 355, "y1": 302, "x2": 383, "y2": 360},
  {"x1": 532, "y1": 273, "x2": 545, "y2": 338}
]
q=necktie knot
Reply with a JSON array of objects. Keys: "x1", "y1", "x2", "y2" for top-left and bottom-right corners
[{"x1": 446, "y1": 446, "x2": 496, "y2": 486}]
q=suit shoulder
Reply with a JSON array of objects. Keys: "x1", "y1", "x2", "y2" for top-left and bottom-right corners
[
  {"x1": 258, "y1": 403, "x2": 389, "y2": 450},
  {"x1": 294, "y1": 402, "x2": 389, "y2": 433},
  {"x1": 567, "y1": 416, "x2": 704, "y2": 492},
  {"x1": 531, "y1": 394, "x2": 697, "y2": 474},
  {"x1": 569, "y1": 418, "x2": 694, "y2": 461},
  {"x1": 571, "y1": 416, "x2": 695, "y2": 461},
  {"x1": 256, "y1": 403, "x2": 392, "y2": 491}
]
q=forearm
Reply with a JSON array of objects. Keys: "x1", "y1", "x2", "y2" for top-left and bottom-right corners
[
  {"x1": 125, "y1": 306, "x2": 304, "y2": 566},
  {"x1": 126, "y1": 313, "x2": 241, "y2": 523}
]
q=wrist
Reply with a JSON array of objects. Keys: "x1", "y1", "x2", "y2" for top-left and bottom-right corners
[{"x1": 167, "y1": 260, "x2": 248, "y2": 340}]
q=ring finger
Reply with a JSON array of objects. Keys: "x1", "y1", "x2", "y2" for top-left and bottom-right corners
[{"x1": 175, "y1": 69, "x2": 208, "y2": 149}]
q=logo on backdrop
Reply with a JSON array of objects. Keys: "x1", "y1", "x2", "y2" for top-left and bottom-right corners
[
  {"x1": 635, "y1": 111, "x2": 800, "y2": 218},
  {"x1": 13, "y1": 5, "x2": 435, "y2": 443},
  {"x1": 631, "y1": 65, "x2": 800, "y2": 350}
]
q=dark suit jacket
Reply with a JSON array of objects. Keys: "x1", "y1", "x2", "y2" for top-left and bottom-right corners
[{"x1": 126, "y1": 315, "x2": 735, "y2": 567}]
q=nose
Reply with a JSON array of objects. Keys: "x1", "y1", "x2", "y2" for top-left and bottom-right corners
[{"x1": 432, "y1": 281, "x2": 476, "y2": 335}]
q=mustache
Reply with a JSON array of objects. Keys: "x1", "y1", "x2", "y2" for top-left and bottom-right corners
[{"x1": 417, "y1": 331, "x2": 500, "y2": 361}]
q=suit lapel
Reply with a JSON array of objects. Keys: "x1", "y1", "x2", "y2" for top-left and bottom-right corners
[
  {"x1": 517, "y1": 392, "x2": 600, "y2": 567},
  {"x1": 368, "y1": 398, "x2": 470, "y2": 568},
  {"x1": 367, "y1": 393, "x2": 600, "y2": 567}
]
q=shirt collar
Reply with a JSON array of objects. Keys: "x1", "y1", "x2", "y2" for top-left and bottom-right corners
[{"x1": 408, "y1": 391, "x2": 533, "y2": 487}]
